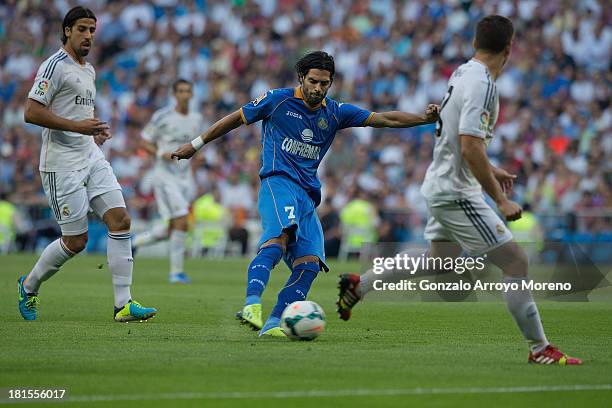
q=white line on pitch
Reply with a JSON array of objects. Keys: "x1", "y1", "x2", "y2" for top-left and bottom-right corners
[{"x1": 1, "y1": 384, "x2": 611, "y2": 404}]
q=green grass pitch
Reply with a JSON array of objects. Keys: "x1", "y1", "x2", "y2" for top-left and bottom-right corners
[{"x1": 1, "y1": 254, "x2": 611, "y2": 407}]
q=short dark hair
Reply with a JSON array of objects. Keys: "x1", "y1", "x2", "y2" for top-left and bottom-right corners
[
  {"x1": 62, "y1": 6, "x2": 97, "y2": 44},
  {"x1": 172, "y1": 79, "x2": 192, "y2": 92},
  {"x1": 295, "y1": 51, "x2": 335, "y2": 81},
  {"x1": 474, "y1": 15, "x2": 514, "y2": 54}
]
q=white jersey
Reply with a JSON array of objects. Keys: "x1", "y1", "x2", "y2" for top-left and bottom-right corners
[
  {"x1": 28, "y1": 49, "x2": 103, "y2": 172},
  {"x1": 421, "y1": 59, "x2": 499, "y2": 201},
  {"x1": 142, "y1": 107, "x2": 202, "y2": 182}
]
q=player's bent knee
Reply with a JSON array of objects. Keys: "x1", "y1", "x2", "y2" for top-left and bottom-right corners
[
  {"x1": 293, "y1": 255, "x2": 319, "y2": 268},
  {"x1": 114, "y1": 213, "x2": 131, "y2": 231},
  {"x1": 62, "y1": 233, "x2": 88, "y2": 254},
  {"x1": 511, "y1": 245, "x2": 529, "y2": 276},
  {"x1": 104, "y1": 208, "x2": 131, "y2": 232},
  {"x1": 171, "y1": 216, "x2": 189, "y2": 231},
  {"x1": 491, "y1": 240, "x2": 529, "y2": 277},
  {"x1": 261, "y1": 233, "x2": 290, "y2": 253},
  {"x1": 261, "y1": 241, "x2": 286, "y2": 253}
]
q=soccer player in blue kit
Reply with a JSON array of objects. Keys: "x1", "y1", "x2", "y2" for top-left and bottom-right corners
[{"x1": 172, "y1": 51, "x2": 439, "y2": 337}]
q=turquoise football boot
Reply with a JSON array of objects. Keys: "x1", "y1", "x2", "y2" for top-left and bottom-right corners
[
  {"x1": 114, "y1": 300, "x2": 157, "y2": 322},
  {"x1": 17, "y1": 275, "x2": 39, "y2": 321},
  {"x1": 169, "y1": 272, "x2": 191, "y2": 284}
]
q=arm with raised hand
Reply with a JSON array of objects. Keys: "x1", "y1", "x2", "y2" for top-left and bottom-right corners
[
  {"x1": 368, "y1": 104, "x2": 439, "y2": 128},
  {"x1": 171, "y1": 110, "x2": 244, "y2": 160}
]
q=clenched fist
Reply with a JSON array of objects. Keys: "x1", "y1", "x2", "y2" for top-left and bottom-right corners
[{"x1": 424, "y1": 104, "x2": 440, "y2": 123}]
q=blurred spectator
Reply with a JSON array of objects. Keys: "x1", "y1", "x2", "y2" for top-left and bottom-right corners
[
  {"x1": 339, "y1": 189, "x2": 379, "y2": 260},
  {"x1": 0, "y1": 191, "x2": 16, "y2": 253},
  {"x1": 219, "y1": 170, "x2": 254, "y2": 255},
  {"x1": 318, "y1": 197, "x2": 341, "y2": 258}
]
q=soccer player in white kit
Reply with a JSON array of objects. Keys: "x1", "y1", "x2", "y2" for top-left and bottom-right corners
[
  {"x1": 17, "y1": 6, "x2": 156, "y2": 322},
  {"x1": 337, "y1": 15, "x2": 581, "y2": 365},
  {"x1": 133, "y1": 79, "x2": 202, "y2": 284}
]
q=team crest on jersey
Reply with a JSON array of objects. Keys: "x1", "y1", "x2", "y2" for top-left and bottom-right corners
[
  {"x1": 34, "y1": 79, "x2": 49, "y2": 96},
  {"x1": 496, "y1": 223, "x2": 505, "y2": 234},
  {"x1": 62, "y1": 206, "x2": 70, "y2": 217},
  {"x1": 317, "y1": 117, "x2": 328, "y2": 130},
  {"x1": 301, "y1": 128, "x2": 314, "y2": 142},
  {"x1": 479, "y1": 111, "x2": 490, "y2": 131},
  {"x1": 252, "y1": 92, "x2": 268, "y2": 107}
]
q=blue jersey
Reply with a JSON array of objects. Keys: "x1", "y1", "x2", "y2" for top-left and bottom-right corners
[{"x1": 240, "y1": 87, "x2": 374, "y2": 206}]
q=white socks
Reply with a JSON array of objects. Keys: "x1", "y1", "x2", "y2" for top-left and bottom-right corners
[
  {"x1": 169, "y1": 230, "x2": 187, "y2": 276},
  {"x1": 108, "y1": 232, "x2": 133, "y2": 308},
  {"x1": 24, "y1": 238, "x2": 74, "y2": 293},
  {"x1": 23, "y1": 233, "x2": 135, "y2": 310},
  {"x1": 503, "y1": 276, "x2": 549, "y2": 353},
  {"x1": 133, "y1": 224, "x2": 168, "y2": 248}
]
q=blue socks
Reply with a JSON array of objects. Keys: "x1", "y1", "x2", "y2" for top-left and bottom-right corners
[
  {"x1": 245, "y1": 244, "x2": 283, "y2": 306},
  {"x1": 261, "y1": 261, "x2": 319, "y2": 332}
]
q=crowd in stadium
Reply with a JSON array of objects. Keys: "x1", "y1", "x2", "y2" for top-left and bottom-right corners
[{"x1": 0, "y1": 0, "x2": 610, "y2": 253}]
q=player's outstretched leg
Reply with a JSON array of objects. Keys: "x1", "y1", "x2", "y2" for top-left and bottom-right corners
[
  {"x1": 337, "y1": 273, "x2": 362, "y2": 321},
  {"x1": 132, "y1": 223, "x2": 169, "y2": 252},
  {"x1": 337, "y1": 247, "x2": 434, "y2": 321},
  {"x1": 236, "y1": 244, "x2": 284, "y2": 330},
  {"x1": 260, "y1": 261, "x2": 319, "y2": 337},
  {"x1": 19, "y1": 236, "x2": 79, "y2": 320}
]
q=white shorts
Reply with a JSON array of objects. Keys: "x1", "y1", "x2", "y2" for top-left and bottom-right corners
[
  {"x1": 154, "y1": 180, "x2": 195, "y2": 220},
  {"x1": 41, "y1": 159, "x2": 124, "y2": 235},
  {"x1": 424, "y1": 196, "x2": 513, "y2": 256}
]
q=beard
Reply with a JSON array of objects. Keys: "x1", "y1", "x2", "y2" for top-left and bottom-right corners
[{"x1": 304, "y1": 89, "x2": 324, "y2": 106}]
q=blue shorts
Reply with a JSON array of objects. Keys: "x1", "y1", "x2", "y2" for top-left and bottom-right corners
[{"x1": 257, "y1": 175, "x2": 326, "y2": 268}]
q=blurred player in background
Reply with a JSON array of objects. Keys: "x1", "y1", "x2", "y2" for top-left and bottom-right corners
[
  {"x1": 133, "y1": 79, "x2": 202, "y2": 284},
  {"x1": 337, "y1": 15, "x2": 581, "y2": 365},
  {"x1": 18, "y1": 6, "x2": 156, "y2": 322},
  {"x1": 172, "y1": 51, "x2": 439, "y2": 337}
]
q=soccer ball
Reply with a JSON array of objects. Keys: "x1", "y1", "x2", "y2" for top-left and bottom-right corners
[{"x1": 280, "y1": 301, "x2": 326, "y2": 341}]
